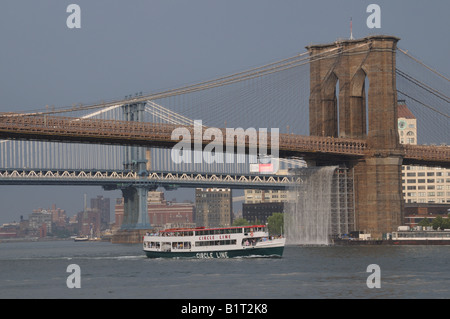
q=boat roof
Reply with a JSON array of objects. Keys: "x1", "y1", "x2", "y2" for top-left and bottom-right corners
[{"x1": 161, "y1": 225, "x2": 266, "y2": 233}]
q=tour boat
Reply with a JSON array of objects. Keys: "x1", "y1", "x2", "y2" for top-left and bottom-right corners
[
  {"x1": 391, "y1": 230, "x2": 450, "y2": 245},
  {"x1": 143, "y1": 225, "x2": 285, "y2": 259}
]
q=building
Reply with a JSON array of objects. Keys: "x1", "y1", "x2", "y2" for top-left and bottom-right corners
[
  {"x1": 0, "y1": 223, "x2": 20, "y2": 239},
  {"x1": 242, "y1": 168, "x2": 294, "y2": 224},
  {"x1": 404, "y1": 203, "x2": 450, "y2": 228},
  {"x1": 244, "y1": 169, "x2": 291, "y2": 204},
  {"x1": 90, "y1": 196, "x2": 111, "y2": 230},
  {"x1": 398, "y1": 101, "x2": 450, "y2": 204},
  {"x1": 114, "y1": 198, "x2": 125, "y2": 229},
  {"x1": 244, "y1": 189, "x2": 288, "y2": 204},
  {"x1": 147, "y1": 192, "x2": 195, "y2": 228},
  {"x1": 243, "y1": 169, "x2": 292, "y2": 225},
  {"x1": 29, "y1": 210, "x2": 52, "y2": 235},
  {"x1": 40, "y1": 204, "x2": 67, "y2": 228},
  {"x1": 77, "y1": 208, "x2": 101, "y2": 237},
  {"x1": 195, "y1": 188, "x2": 232, "y2": 228},
  {"x1": 243, "y1": 202, "x2": 284, "y2": 224}
]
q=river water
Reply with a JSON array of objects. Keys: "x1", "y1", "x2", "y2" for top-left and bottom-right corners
[{"x1": 0, "y1": 240, "x2": 449, "y2": 299}]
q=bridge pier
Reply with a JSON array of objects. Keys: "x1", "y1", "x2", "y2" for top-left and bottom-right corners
[
  {"x1": 351, "y1": 157, "x2": 403, "y2": 238},
  {"x1": 307, "y1": 35, "x2": 404, "y2": 238},
  {"x1": 120, "y1": 186, "x2": 151, "y2": 229},
  {"x1": 111, "y1": 185, "x2": 155, "y2": 243}
]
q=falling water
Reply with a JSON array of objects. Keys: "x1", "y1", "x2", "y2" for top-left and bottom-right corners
[{"x1": 284, "y1": 166, "x2": 337, "y2": 245}]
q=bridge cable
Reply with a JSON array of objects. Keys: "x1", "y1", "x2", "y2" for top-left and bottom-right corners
[
  {"x1": 396, "y1": 89, "x2": 449, "y2": 119},
  {"x1": 396, "y1": 69, "x2": 450, "y2": 103},
  {"x1": 1, "y1": 44, "x2": 371, "y2": 118},
  {"x1": 398, "y1": 48, "x2": 450, "y2": 83}
]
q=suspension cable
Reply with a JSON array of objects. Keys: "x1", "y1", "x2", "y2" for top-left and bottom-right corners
[
  {"x1": 398, "y1": 47, "x2": 450, "y2": 83},
  {"x1": 397, "y1": 89, "x2": 450, "y2": 119},
  {"x1": 1, "y1": 43, "x2": 370, "y2": 117},
  {"x1": 396, "y1": 68, "x2": 450, "y2": 103}
]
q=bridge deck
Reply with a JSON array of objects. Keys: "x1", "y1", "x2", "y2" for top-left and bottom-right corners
[{"x1": 0, "y1": 114, "x2": 448, "y2": 167}]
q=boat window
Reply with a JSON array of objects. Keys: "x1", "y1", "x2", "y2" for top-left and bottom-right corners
[
  {"x1": 195, "y1": 239, "x2": 237, "y2": 246},
  {"x1": 146, "y1": 241, "x2": 160, "y2": 249},
  {"x1": 161, "y1": 242, "x2": 171, "y2": 251},
  {"x1": 170, "y1": 241, "x2": 192, "y2": 249}
]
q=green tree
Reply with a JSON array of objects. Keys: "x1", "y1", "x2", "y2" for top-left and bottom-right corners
[
  {"x1": 418, "y1": 218, "x2": 431, "y2": 227},
  {"x1": 267, "y1": 213, "x2": 284, "y2": 236},
  {"x1": 442, "y1": 215, "x2": 450, "y2": 230},
  {"x1": 432, "y1": 216, "x2": 444, "y2": 230},
  {"x1": 232, "y1": 218, "x2": 250, "y2": 226}
]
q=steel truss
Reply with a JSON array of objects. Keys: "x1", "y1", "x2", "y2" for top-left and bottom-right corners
[{"x1": 0, "y1": 168, "x2": 297, "y2": 190}]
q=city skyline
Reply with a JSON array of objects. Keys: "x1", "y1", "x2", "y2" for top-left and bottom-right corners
[{"x1": 0, "y1": 188, "x2": 243, "y2": 226}]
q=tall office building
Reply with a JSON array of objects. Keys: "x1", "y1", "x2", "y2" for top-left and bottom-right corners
[
  {"x1": 90, "y1": 196, "x2": 111, "y2": 230},
  {"x1": 398, "y1": 100, "x2": 450, "y2": 204},
  {"x1": 195, "y1": 188, "x2": 232, "y2": 228}
]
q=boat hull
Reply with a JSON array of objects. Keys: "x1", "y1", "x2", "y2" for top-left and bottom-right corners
[{"x1": 144, "y1": 245, "x2": 284, "y2": 259}]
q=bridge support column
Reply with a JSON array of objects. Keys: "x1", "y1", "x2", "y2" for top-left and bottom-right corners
[
  {"x1": 352, "y1": 156, "x2": 404, "y2": 238},
  {"x1": 111, "y1": 185, "x2": 154, "y2": 244},
  {"x1": 121, "y1": 186, "x2": 151, "y2": 229}
]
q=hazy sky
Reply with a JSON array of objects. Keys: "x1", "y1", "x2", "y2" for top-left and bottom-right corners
[{"x1": 0, "y1": 1, "x2": 449, "y2": 224}]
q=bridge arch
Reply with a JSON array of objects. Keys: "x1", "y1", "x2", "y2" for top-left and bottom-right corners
[
  {"x1": 349, "y1": 68, "x2": 368, "y2": 139},
  {"x1": 322, "y1": 72, "x2": 339, "y2": 137}
]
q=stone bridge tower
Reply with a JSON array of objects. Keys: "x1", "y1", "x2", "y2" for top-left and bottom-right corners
[{"x1": 306, "y1": 35, "x2": 404, "y2": 238}]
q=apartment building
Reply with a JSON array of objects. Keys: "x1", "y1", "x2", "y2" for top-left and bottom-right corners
[{"x1": 398, "y1": 101, "x2": 450, "y2": 204}]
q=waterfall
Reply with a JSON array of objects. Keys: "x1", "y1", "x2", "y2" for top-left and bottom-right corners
[{"x1": 284, "y1": 166, "x2": 337, "y2": 245}]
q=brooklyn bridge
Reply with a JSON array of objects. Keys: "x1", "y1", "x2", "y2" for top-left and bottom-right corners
[{"x1": 0, "y1": 35, "x2": 449, "y2": 239}]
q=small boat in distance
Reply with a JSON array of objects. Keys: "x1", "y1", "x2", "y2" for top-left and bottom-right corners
[
  {"x1": 73, "y1": 236, "x2": 89, "y2": 242},
  {"x1": 143, "y1": 225, "x2": 285, "y2": 259}
]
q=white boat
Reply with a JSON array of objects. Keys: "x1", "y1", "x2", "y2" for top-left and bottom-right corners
[
  {"x1": 74, "y1": 236, "x2": 89, "y2": 242},
  {"x1": 143, "y1": 225, "x2": 285, "y2": 259},
  {"x1": 391, "y1": 230, "x2": 450, "y2": 245}
]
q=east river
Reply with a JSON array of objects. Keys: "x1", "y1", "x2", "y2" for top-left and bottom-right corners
[{"x1": 0, "y1": 240, "x2": 448, "y2": 299}]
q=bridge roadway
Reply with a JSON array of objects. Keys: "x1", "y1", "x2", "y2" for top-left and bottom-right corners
[
  {"x1": 0, "y1": 114, "x2": 449, "y2": 167},
  {"x1": 0, "y1": 168, "x2": 297, "y2": 190}
]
